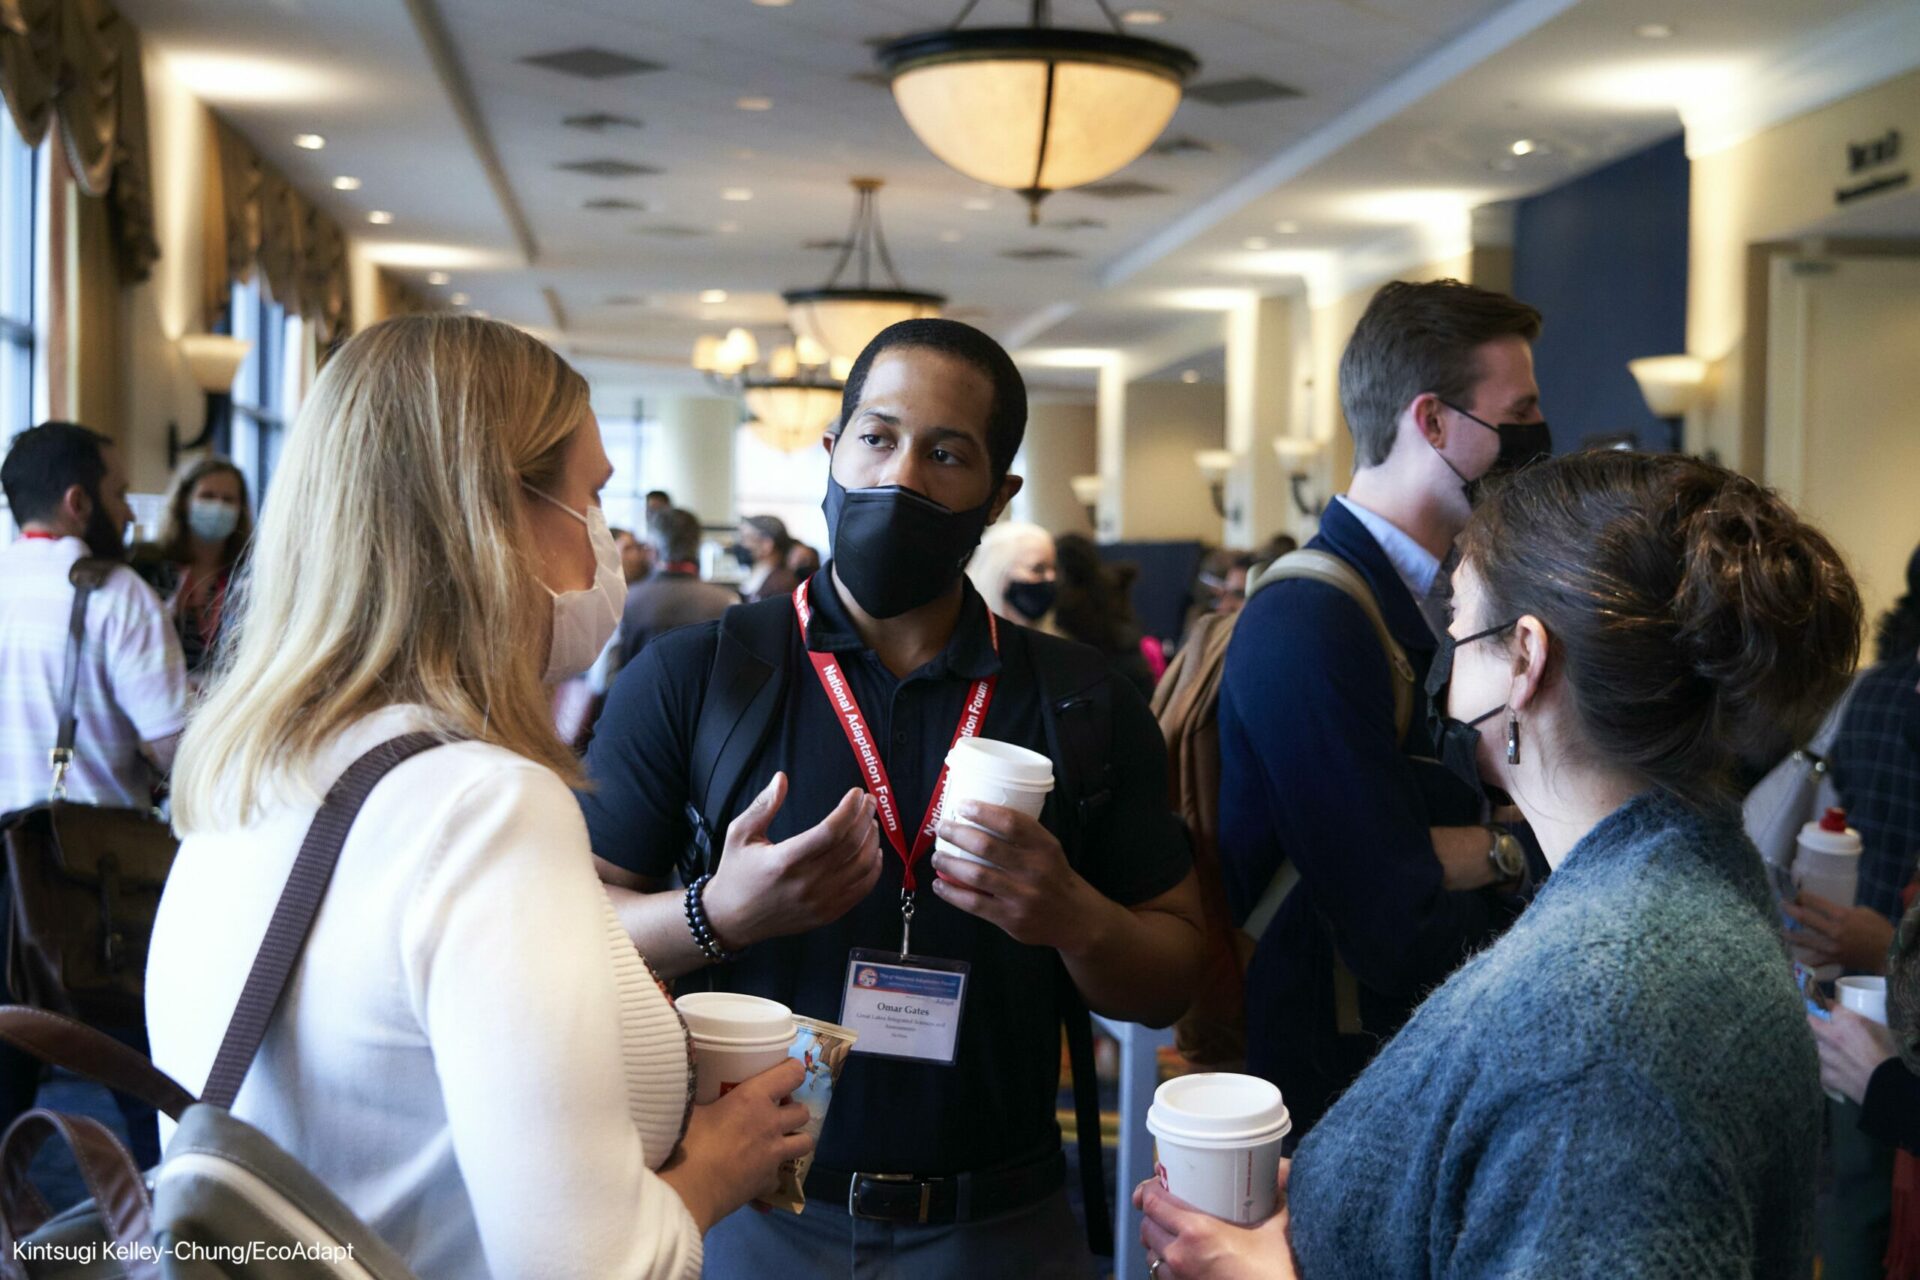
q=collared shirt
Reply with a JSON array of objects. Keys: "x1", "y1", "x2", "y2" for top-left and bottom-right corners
[
  {"x1": 615, "y1": 570, "x2": 736, "y2": 669},
  {"x1": 1333, "y1": 495, "x2": 1449, "y2": 638},
  {"x1": 1831, "y1": 653, "x2": 1920, "y2": 922},
  {"x1": 0, "y1": 536, "x2": 187, "y2": 811},
  {"x1": 579, "y1": 568, "x2": 1189, "y2": 1175}
]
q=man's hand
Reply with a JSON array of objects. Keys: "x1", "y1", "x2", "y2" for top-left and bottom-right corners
[
  {"x1": 1134, "y1": 1163, "x2": 1299, "y2": 1280},
  {"x1": 1783, "y1": 891, "x2": 1894, "y2": 975},
  {"x1": 702, "y1": 773, "x2": 883, "y2": 949},
  {"x1": 929, "y1": 800, "x2": 1099, "y2": 953},
  {"x1": 1809, "y1": 1006, "x2": 1898, "y2": 1107}
]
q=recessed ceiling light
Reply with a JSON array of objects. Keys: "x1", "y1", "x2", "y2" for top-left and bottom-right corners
[
  {"x1": 1510, "y1": 139, "x2": 1536, "y2": 156},
  {"x1": 718, "y1": 220, "x2": 740, "y2": 233},
  {"x1": 752, "y1": 0, "x2": 793, "y2": 6},
  {"x1": 963, "y1": 196, "x2": 993, "y2": 211},
  {"x1": 1635, "y1": 22, "x2": 1674, "y2": 38},
  {"x1": 1274, "y1": 220, "x2": 1299, "y2": 234},
  {"x1": 1180, "y1": 369, "x2": 1200, "y2": 384},
  {"x1": 294, "y1": 133, "x2": 325, "y2": 150},
  {"x1": 736, "y1": 96, "x2": 772, "y2": 111},
  {"x1": 1120, "y1": 7, "x2": 1166, "y2": 22},
  {"x1": 939, "y1": 229, "x2": 963, "y2": 243},
  {"x1": 332, "y1": 175, "x2": 361, "y2": 191},
  {"x1": 700, "y1": 288, "x2": 728, "y2": 304},
  {"x1": 367, "y1": 210, "x2": 393, "y2": 225},
  {"x1": 1243, "y1": 236, "x2": 1269, "y2": 250},
  {"x1": 449, "y1": 292, "x2": 470, "y2": 306},
  {"x1": 427, "y1": 271, "x2": 450, "y2": 286},
  {"x1": 722, "y1": 187, "x2": 753, "y2": 202}
]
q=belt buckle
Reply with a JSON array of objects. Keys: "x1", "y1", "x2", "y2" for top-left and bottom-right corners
[{"x1": 847, "y1": 1172, "x2": 931, "y2": 1225}]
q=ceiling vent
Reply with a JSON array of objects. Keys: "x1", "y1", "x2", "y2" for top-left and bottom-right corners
[
  {"x1": 556, "y1": 158, "x2": 660, "y2": 178},
  {"x1": 564, "y1": 112, "x2": 644, "y2": 131},
  {"x1": 802, "y1": 237, "x2": 853, "y2": 251},
  {"x1": 1045, "y1": 217, "x2": 1107, "y2": 232},
  {"x1": 635, "y1": 224, "x2": 706, "y2": 238},
  {"x1": 1151, "y1": 134, "x2": 1213, "y2": 155},
  {"x1": 582, "y1": 197, "x2": 647, "y2": 211},
  {"x1": 520, "y1": 47, "x2": 663, "y2": 79},
  {"x1": 1186, "y1": 76, "x2": 1301, "y2": 106},
  {"x1": 1076, "y1": 180, "x2": 1170, "y2": 199},
  {"x1": 1000, "y1": 246, "x2": 1078, "y2": 261}
]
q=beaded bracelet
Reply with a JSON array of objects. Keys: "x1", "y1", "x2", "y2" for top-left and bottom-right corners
[{"x1": 683, "y1": 874, "x2": 738, "y2": 964}]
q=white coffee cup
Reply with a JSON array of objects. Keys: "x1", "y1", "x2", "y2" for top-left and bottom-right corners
[
  {"x1": 1837, "y1": 975, "x2": 1888, "y2": 1026},
  {"x1": 934, "y1": 738, "x2": 1055, "y2": 868},
  {"x1": 1147, "y1": 1073, "x2": 1292, "y2": 1224},
  {"x1": 674, "y1": 992, "x2": 797, "y2": 1104}
]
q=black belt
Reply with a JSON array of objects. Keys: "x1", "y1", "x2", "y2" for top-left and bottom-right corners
[{"x1": 805, "y1": 1149, "x2": 1066, "y2": 1226}]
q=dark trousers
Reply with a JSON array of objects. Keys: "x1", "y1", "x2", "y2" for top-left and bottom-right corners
[{"x1": 1824, "y1": 1096, "x2": 1895, "y2": 1280}]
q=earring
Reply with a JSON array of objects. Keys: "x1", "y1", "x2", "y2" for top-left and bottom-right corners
[{"x1": 1506, "y1": 713, "x2": 1521, "y2": 765}]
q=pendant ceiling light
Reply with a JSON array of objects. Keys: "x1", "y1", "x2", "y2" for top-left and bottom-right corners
[
  {"x1": 877, "y1": 0, "x2": 1198, "y2": 224},
  {"x1": 691, "y1": 329, "x2": 848, "y2": 454},
  {"x1": 783, "y1": 178, "x2": 945, "y2": 365}
]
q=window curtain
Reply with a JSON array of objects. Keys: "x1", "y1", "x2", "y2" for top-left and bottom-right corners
[
  {"x1": 200, "y1": 115, "x2": 351, "y2": 346},
  {"x1": 0, "y1": 0, "x2": 157, "y2": 282}
]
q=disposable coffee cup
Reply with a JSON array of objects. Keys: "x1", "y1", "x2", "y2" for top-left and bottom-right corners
[
  {"x1": 1147, "y1": 1073, "x2": 1292, "y2": 1224},
  {"x1": 1837, "y1": 976, "x2": 1888, "y2": 1026},
  {"x1": 674, "y1": 992, "x2": 797, "y2": 1104},
  {"x1": 934, "y1": 738, "x2": 1055, "y2": 869}
]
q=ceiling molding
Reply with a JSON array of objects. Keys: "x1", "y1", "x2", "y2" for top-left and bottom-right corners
[
  {"x1": 1097, "y1": 0, "x2": 1582, "y2": 293},
  {"x1": 1682, "y1": 0, "x2": 1920, "y2": 158},
  {"x1": 542, "y1": 286, "x2": 568, "y2": 332},
  {"x1": 401, "y1": 0, "x2": 539, "y2": 265}
]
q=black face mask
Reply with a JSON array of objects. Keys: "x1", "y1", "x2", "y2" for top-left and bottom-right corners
[
  {"x1": 1002, "y1": 578, "x2": 1057, "y2": 623},
  {"x1": 731, "y1": 543, "x2": 756, "y2": 569},
  {"x1": 1423, "y1": 617, "x2": 1515, "y2": 792},
  {"x1": 823, "y1": 475, "x2": 995, "y2": 619},
  {"x1": 1435, "y1": 401, "x2": 1552, "y2": 504},
  {"x1": 81, "y1": 485, "x2": 127, "y2": 562}
]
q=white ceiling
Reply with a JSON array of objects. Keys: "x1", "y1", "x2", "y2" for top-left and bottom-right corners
[{"x1": 120, "y1": 0, "x2": 1909, "y2": 403}]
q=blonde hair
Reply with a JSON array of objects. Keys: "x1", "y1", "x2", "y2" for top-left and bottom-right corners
[{"x1": 173, "y1": 314, "x2": 589, "y2": 831}]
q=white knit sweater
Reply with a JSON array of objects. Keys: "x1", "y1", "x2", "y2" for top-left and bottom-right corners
[{"x1": 147, "y1": 705, "x2": 699, "y2": 1280}]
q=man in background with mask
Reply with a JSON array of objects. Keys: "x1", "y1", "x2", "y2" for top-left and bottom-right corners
[
  {"x1": 1217, "y1": 279, "x2": 1549, "y2": 1144},
  {"x1": 733, "y1": 512, "x2": 798, "y2": 603},
  {"x1": 0, "y1": 420, "x2": 185, "y2": 1161},
  {"x1": 581, "y1": 318, "x2": 1202, "y2": 1275}
]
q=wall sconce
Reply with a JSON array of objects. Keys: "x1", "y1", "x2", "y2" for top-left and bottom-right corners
[
  {"x1": 168, "y1": 334, "x2": 254, "y2": 469},
  {"x1": 1272, "y1": 436, "x2": 1325, "y2": 517},
  {"x1": 1194, "y1": 449, "x2": 1238, "y2": 520},
  {"x1": 1626, "y1": 355, "x2": 1708, "y2": 454},
  {"x1": 1069, "y1": 474, "x2": 1104, "y2": 528}
]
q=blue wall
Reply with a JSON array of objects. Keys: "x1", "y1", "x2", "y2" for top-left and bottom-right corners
[{"x1": 1511, "y1": 134, "x2": 1689, "y2": 452}]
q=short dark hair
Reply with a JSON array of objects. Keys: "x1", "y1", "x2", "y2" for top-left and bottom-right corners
[
  {"x1": 650, "y1": 507, "x2": 703, "y2": 563},
  {"x1": 645, "y1": 489, "x2": 671, "y2": 505},
  {"x1": 743, "y1": 514, "x2": 792, "y2": 557},
  {"x1": 838, "y1": 318, "x2": 1027, "y2": 482},
  {"x1": 1460, "y1": 450, "x2": 1861, "y2": 808},
  {"x1": 2, "y1": 421, "x2": 112, "y2": 526},
  {"x1": 1339, "y1": 279, "x2": 1543, "y2": 469}
]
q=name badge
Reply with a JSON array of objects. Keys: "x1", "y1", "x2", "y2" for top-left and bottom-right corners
[{"x1": 840, "y1": 948, "x2": 970, "y2": 1065}]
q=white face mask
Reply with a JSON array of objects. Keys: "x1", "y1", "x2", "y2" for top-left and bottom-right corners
[{"x1": 526, "y1": 485, "x2": 625, "y2": 683}]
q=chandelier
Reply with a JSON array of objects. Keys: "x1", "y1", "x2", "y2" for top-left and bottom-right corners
[
  {"x1": 782, "y1": 178, "x2": 945, "y2": 365},
  {"x1": 691, "y1": 329, "x2": 849, "y2": 453},
  {"x1": 877, "y1": 1, "x2": 1198, "y2": 224}
]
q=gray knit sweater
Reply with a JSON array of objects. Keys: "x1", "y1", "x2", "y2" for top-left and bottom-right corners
[{"x1": 1288, "y1": 791, "x2": 1819, "y2": 1279}]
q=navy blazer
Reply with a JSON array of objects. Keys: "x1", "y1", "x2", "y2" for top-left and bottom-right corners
[{"x1": 1217, "y1": 499, "x2": 1521, "y2": 1140}]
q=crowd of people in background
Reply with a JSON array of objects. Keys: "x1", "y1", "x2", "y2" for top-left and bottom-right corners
[{"x1": 0, "y1": 284, "x2": 1915, "y2": 1280}]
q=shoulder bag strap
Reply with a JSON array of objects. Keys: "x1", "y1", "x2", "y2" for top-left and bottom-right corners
[
  {"x1": 683, "y1": 601, "x2": 792, "y2": 880},
  {"x1": 49, "y1": 560, "x2": 113, "y2": 800},
  {"x1": 1249, "y1": 548, "x2": 1414, "y2": 745},
  {"x1": 199, "y1": 731, "x2": 450, "y2": 1110}
]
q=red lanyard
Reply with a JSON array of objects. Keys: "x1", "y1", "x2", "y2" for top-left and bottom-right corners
[
  {"x1": 793, "y1": 580, "x2": 997, "y2": 895},
  {"x1": 20, "y1": 532, "x2": 58, "y2": 541}
]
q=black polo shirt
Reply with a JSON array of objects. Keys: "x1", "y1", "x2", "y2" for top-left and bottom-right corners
[{"x1": 580, "y1": 568, "x2": 1189, "y2": 1175}]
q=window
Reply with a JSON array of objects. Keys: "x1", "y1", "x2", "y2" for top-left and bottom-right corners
[
  {"x1": 227, "y1": 277, "x2": 304, "y2": 500},
  {"x1": 598, "y1": 409, "x2": 654, "y2": 536},
  {"x1": 0, "y1": 126, "x2": 37, "y2": 538}
]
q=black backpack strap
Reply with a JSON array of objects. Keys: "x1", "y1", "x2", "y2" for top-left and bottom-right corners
[
  {"x1": 680, "y1": 600, "x2": 794, "y2": 883},
  {"x1": 1028, "y1": 632, "x2": 1117, "y2": 1257},
  {"x1": 200, "y1": 732, "x2": 451, "y2": 1110},
  {"x1": 48, "y1": 559, "x2": 114, "y2": 800}
]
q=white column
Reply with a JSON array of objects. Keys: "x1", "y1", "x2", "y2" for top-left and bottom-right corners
[
  {"x1": 1225, "y1": 294, "x2": 1305, "y2": 548},
  {"x1": 649, "y1": 395, "x2": 739, "y2": 526},
  {"x1": 1012, "y1": 399, "x2": 1098, "y2": 535}
]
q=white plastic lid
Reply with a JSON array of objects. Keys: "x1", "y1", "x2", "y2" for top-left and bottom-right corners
[
  {"x1": 1797, "y1": 819, "x2": 1862, "y2": 858},
  {"x1": 1148, "y1": 1073, "x2": 1292, "y2": 1147},
  {"x1": 946, "y1": 737, "x2": 1055, "y2": 788},
  {"x1": 674, "y1": 992, "x2": 796, "y2": 1045}
]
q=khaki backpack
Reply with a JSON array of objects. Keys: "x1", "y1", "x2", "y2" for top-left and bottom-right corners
[{"x1": 1151, "y1": 549, "x2": 1414, "y2": 1068}]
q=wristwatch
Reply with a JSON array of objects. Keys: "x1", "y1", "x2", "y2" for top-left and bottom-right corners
[{"x1": 1485, "y1": 824, "x2": 1527, "y2": 883}]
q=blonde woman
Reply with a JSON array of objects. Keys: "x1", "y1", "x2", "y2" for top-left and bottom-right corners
[
  {"x1": 966, "y1": 520, "x2": 1058, "y2": 629},
  {"x1": 147, "y1": 316, "x2": 814, "y2": 1280}
]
